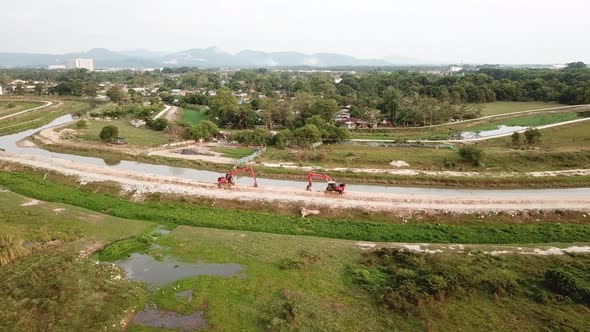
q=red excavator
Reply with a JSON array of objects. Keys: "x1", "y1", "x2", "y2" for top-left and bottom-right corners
[
  {"x1": 306, "y1": 171, "x2": 346, "y2": 194},
  {"x1": 217, "y1": 165, "x2": 258, "y2": 188}
]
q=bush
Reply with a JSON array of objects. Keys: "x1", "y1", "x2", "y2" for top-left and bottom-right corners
[
  {"x1": 7, "y1": 103, "x2": 16, "y2": 109},
  {"x1": 458, "y1": 145, "x2": 483, "y2": 166},
  {"x1": 147, "y1": 118, "x2": 168, "y2": 131},
  {"x1": 99, "y1": 125, "x2": 119, "y2": 142},
  {"x1": 511, "y1": 131, "x2": 521, "y2": 145},
  {"x1": 75, "y1": 120, "x2": 87, "y2": 129},
  {"x1": 544, "y1": 269, "x2": 590, "y2": 304},
  {"x1": 524, "y1": 128, "x2": 542, "y2": 145},
  {"x1": 272, "y1": 129, "x2": 294, "y2": 149},
  {"x1": 228, "y1": 128, "x2": 271, "y2": 146},
  {"x1": 293, "y1": 124, "x2": 322, "y2": 148}
]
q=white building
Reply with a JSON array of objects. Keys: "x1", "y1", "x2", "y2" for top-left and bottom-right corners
[
  {"x1": 67, "y1": 58, "x2": 95, "y2": 71},
  {"x1": 48, "y1": 64, "x2": 67, "y2": 70}
]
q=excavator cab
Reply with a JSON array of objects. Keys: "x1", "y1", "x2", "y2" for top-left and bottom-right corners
[
  {"x1": 217, "y1": 166, "x2": 258, "y2": 188},
  {"x1": 325, "y1": 181, "x2": 346, "y2": 194},
  {"x1": 307, "y1": 171, "x2": 346, "y2": 194}
]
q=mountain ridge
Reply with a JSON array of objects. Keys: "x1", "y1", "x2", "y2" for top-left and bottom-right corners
[{"x1": 0, "y1": 47, "x2": 432, "y2": 69}]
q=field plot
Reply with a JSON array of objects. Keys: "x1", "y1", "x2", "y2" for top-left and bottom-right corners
[
  {"x1": 181, "y1": 107, "x2": 209, "y2": 125},
  {"x1": 71, "y1": 119, "x2": 172, "y2": 147},
  {"x1": 0, "y1": 100, "x2": 44, "y2": 118},
  {"x1": 479, "y1": 101, "x2": 564, "y2": 116}
]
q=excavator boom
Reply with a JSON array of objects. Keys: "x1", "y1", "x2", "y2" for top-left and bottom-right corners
[
  {"x1": 218, "y1": 165, "x2": 258, "y2": 187},
  {"x1": 306, "y1": 171, "x2": 345, "y2": 194}
]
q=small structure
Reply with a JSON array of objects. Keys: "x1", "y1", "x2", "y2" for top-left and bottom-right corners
[
  {"x1": 340, "y1": 118, "x2": 368, "y2": 129},
  {"x1": 129, "y1": 119, "x2": 146, "y2": 128}
]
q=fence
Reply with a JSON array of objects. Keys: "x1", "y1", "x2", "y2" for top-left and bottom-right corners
[{"x1": 235, "y1": 147, "x2": 267, "y2": 166}]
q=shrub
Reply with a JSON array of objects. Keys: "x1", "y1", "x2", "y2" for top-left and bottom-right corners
[
  {"x1": 544, "y1": 269, "x2": 590, "y2": 304},
  {"x1": 524, "y1": 128, "x2": 542, "y2": 145},
  {"x1": 511, "y1": 131, "x2": 521, "y2": 145},
  {"x1": 99, "y1": 125, "x2": 119, "y2": 141},
  {"x1": 228, "y1": 128, "x2": 271, "y2": 146},
  {"x1": 75, "y1": 120, "x2": 87, "y2": 129},
  {"x1": 147, "y1": 118, "x2": 168, "y2": 131},
  {"x1": 7, "y1": 102, "x2": 16, "y2": 109},
  {"x1": 293, "y1": 124, "x2": 322, "y2": 148},
  {"x1": 458, "y1": 145, "x2": 483, "y2": 166},
  {"x1": 272, "y1": 129, "x2": 294, "y2": 149}
]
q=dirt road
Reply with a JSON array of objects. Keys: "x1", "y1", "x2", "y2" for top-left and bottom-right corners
[{"x1": 1, "y1": 150, "x2": 589, "y2": 214}]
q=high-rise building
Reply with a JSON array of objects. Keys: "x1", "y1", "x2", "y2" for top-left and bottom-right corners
[{"x1": 67, "y1": 58, "x2": 95, "y2": 71}]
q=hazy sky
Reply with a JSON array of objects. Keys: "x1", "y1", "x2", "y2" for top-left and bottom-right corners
[{"x1": 1, "y1": 0, "x2": 589, "y2": 64}]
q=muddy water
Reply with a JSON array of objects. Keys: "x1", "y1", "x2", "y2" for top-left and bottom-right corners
[
  {"x1": 2, "y1": 115, "x2": 590, "y2": 198},
  {"x1": 115, "y1": 253, "x2": 244, "y2": 287},
  {"x1": 133, "y1": 305, "x2": 206, "y2": 331}
]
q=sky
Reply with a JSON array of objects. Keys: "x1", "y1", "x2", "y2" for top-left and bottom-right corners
[{"x1": 1, "y1": 0, "x2": 589, "y2": 64}]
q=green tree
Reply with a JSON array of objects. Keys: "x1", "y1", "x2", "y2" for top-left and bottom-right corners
[
  {"x1": 381, "y1": 87, "x2": 404, "y2": 124},
  {"x1": 360, "y1": 108, "x2": 383, "y2": 129},
  {"x1": 293, "y1": 124, "x2": 322, "y2": 148},
  {"x1": 511, "y1": 131, "x2": 522, "y2": 145},
  {"x1": 99, "y1": 125, "x2": 119, "y2": 141},
  {"x1": 458, "y1": 145, "x2": 483, "y2": 166},
  {"x1": 208, "y1": 87, "x2": 239, "y2": 126},
  {"x1": 34, "y1": 82, "x2": 45, "y2": 95},
  {"x1": 14, "y1": 83, "x2": 25, "y2": 95},
  {"x1": 524, "y1": 128, "x2": 542, "y2": 145},
  {"x1": 106, "y1": 86, "x2": 127, "y2": 103},
  {"x1": 147, "y1": 118, "x2": 168, "y2": 131},
  {"x1": 311, "y1": 98, "x2": 339, "y2": 121}
]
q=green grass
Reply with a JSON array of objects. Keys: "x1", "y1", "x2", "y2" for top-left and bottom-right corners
[
  {"x1": 181, "y1": 107, "x2": 209, "y2": 125},
  {"x1": 0, "y1": 100, "x2": 43, "y2": 117},
  {"x1": 467, "y1": 112, "x2": 580, "y2": 132},
  {"x1": 0, "y1": 250, "x2": 147, "y2": 331},
  {"x1": 211, "y1": 146, "x2": 254, "y2": 159},
  {"x1": 351, "y1": 247, "x2": 590, "y2": 331},
  {"x1": 0, "y1": 99, "x2": 92, "y2": 136},
  {"x1": 479, "y1": 101, "x2": 563, "y2": 116},
  {"x1": 0, "y1": 189, "x2": 155, "y2": 330},
  {"x1": 2, "y1": 171, "x2": 590, "y2": 245},
  {"x1": 71, "y1": 119, "x2": 171, "y2": 147},
  {"x1": 0, "y1": 189, "x2": 155, "y2": 245}
]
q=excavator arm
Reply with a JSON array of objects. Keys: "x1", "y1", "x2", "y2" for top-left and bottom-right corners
[
  {"x1": 306, "y1": 171, "x2": 332, "y2": 190},
  {"x1": 306, "y1": 171, "x2": 346, "y2": 194},
  {"x1": 218, "y1": 165, "x2": 258, "y2": 187}
]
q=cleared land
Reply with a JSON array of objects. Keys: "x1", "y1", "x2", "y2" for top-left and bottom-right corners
[
  {"x1": 70, "y1": 119, "x2": 172, "y2": 147},
  {"x1": 181, "y1": 107, "x2": 209, "y2": 125},
  {"x1": 0, "y1": 99, "x2": 91, "y2": 136},
  {"x1": 262, "y1": 119, "x2": 590, "y2": 172},
  {"x1": 479, "y1": 101, "x2": 564, "y2": 116},
  {"x1": 0, "y1": 100, "x2": 44, "y2": 118}
]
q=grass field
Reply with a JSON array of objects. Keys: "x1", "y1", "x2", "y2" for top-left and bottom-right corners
[
  {"x1": 0, "y1": 100, "x2": 43, "y2": 117},
  {"x1": 211, "y1": 146, "x2": 254, "y2": 159},
  {"x1": 1, "y1": 181, "x2": 590, "y2": 330},
  {"x1": 467, "y1": 112, "x2": 581, "y2": 132},
  {"x1": 0, "y1": 190, "x2": 155, "y2": 331},
  {"x1": 261, "y1": 118, "x2": 590, "y2": 172},
  {"x1": 2, "y1": 171, "x2": 590, "y2": 245},
  {"x1": 71, "y1": 119, "x2": 171, "y2": 147},
  {"x1": 478, "y1": 101, "x2": 564, "y2": 116},
  {"x1": 181, "y1": 107, "x2": 209, "y2": 125},
  {"x1": 0, "y1": 99, "x2": 92, "y2": 136}
]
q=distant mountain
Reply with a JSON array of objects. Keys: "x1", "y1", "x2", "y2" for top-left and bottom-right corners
[{"x1": 0, "y1": 47, "x2": 424, "y2": 69}]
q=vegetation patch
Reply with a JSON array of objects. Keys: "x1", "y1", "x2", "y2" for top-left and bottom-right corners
[
  {"x1": 2, "y1": 171, "x2": 590, "y2": 244},
  {"x1": 350, "y1": 248, "x2": 590, "y2": 329}
]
